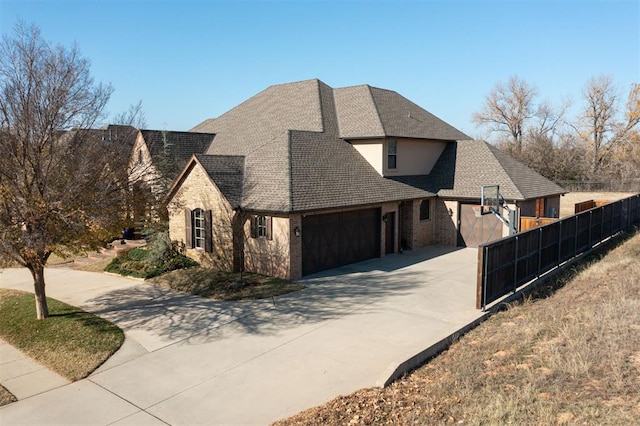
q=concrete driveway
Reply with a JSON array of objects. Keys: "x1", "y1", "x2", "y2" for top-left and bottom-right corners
[{"x1": 0, "y1": 245, "x2": 482, "y2": 425}]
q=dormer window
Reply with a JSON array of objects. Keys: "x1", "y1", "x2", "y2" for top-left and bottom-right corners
[{"x1": 387, "y1": 139, "x2": 397, "y2": 169}]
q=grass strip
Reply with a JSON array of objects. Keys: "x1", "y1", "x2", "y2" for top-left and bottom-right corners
[
  {"x1": 149, "y1": 268, "x2": 305, "y2": 301},
  {"x1": 0, "y1": 289, "x2": 124, "y2": 381},
  {"x1": 0, "y1": 385, "x2": 16, "y2": 407}
]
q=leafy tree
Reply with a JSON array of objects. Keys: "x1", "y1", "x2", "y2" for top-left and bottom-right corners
[{"x1": 0, "y1": 23, "x2": 127, "y2": 319}]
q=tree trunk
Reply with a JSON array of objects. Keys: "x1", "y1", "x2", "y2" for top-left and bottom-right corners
[{"x1": 30, "y1": 265, "x2": 49, "y2": 319}]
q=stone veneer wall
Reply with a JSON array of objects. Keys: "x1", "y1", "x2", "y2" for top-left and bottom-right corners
[{"x1": 167, "y1": 163, "x2": 234, "y2": 270}]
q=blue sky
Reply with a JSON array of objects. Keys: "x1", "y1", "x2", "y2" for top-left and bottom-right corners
[{"x1": 1, "y1": 0, "x2": 638, "y2": 137}]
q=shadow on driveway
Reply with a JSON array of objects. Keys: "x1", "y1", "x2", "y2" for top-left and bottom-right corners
[{"x1": 85, "y1": 268, "x2": 424, "y2": 349}]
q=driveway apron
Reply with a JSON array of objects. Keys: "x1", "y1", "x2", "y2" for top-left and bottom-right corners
[{"x1": 0, "y1": 245, "x2": 482, "y2": 425}]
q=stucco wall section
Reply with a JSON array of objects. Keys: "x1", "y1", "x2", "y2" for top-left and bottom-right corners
[
  {"x1": 384, "y1": 138, "x2": 448, "y2": 177},
  {"x1": 350, "y1": 137, "x2": 448, "y2": 177},
  {"x1": 167, "y1": 163, "x2": 234, "y2": 270},
  {"x1": 244, "y1": 215, "x2": 291, "y2": 279},
  {"x1": 351, "y1": 140, "x2": 383, "y2": 175}
]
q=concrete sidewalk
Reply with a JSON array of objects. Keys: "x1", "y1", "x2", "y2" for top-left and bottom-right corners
[{"x1": 0, "y1": 246, "x2": 482, "y2": 425}]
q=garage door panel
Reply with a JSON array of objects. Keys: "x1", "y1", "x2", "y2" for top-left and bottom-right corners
[{"x1": 302, "y1": 208, "x2": 381, "y2": 275}]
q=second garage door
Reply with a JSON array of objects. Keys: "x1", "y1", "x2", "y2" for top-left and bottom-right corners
[{"x1": 302, "y1": 208, "x2": 381, "y2": 276}]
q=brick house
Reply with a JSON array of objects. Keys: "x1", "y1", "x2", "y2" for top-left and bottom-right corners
[
  {"x1": 165, "y1": 79, "x2": 565, "y2": 279},
  {"x1": 127, "y1": 129, "x2": 215, "y2": 222}
]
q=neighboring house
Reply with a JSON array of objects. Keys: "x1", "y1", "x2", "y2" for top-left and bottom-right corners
[
  {"x1": 127, "y1": 129, "x2": 215, "y2": 221},
  {"x1": 166, "y1": 79, "x2": 565, "y2": 279},
  {"x1": 128, "y1": 129, "x2": 215, "y2": 193}
]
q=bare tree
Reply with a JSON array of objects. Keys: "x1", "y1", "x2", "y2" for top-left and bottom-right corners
[
  {"x1": 577, "y1": 75, "x2": 640, "y2": 177},
  {"x1": 473, "y1": 76, "x2": 539, "y2": 153},
  {"x1": 0, "y1": 23, "x2": 127, "y2": 319},
  {"x1": 113, "y1": 99, "x2": 147, "y2": 129}
]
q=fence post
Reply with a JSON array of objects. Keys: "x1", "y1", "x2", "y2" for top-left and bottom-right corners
[
  {"x1": 537, "y1": 227, "x2": 543, "y2": 278},
  {"x1": 601, "y1": 206, "x2": 605, "y2": 241},
  {"x1": 589, "y1": 210, "x2": 593, "y2": 248},
  {"x1": 574, "y1": 213, "x2": 579, "y2": 257},
  {"x1": 557, "y1": 220, "x2": 562, "y2": 266},
  {"x1": 476, "y1": 246, "x2": 485, "y2": 310},
  {"x1": 513, "y1": 235, "x2": 519, "y2": 293}
]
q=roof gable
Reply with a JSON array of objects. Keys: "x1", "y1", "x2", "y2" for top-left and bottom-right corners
[
  {"x1": 140, "y1": 130, "x2": 215, "y2": 179},
  {"x1": 193, "y1": 154, "x2": 245, "y2": 208}
]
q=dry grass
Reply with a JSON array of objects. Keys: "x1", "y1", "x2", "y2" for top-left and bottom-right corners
[
  {"x1": 74, "y1": 257, "x2": 115, "y2": 272},
  {"x1": 560, "y1": 191, "x2": 637, "y2": 218},
  {"x1": 275, "y1": 231, "x2": 640, "y2": 425},
  {"x1": 0, "y1": 385, "x2": 16, "y2": 407},
  {"x1": 149, "y1": 268, "x2": 305, "y2": 301}
]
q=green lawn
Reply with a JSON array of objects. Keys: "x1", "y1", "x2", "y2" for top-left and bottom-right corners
[{"x1": 0, "y1": 289, "x2": 124, "y2": 381}]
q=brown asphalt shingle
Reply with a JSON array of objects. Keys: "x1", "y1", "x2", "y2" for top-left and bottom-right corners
[
  {"x1": 141, "y1": 130, "x2": 215, "y2": 180},
  {"x1": 186, "y1": 79, "x2": 562, "y2": 212},
  {"x1": 393, "y1": 140, "x2": 566, "y2": 201}
]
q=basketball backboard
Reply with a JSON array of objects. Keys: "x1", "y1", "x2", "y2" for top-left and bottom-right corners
[{"x1": 481, "y1": 185, "x2": 500, "y2": 215}]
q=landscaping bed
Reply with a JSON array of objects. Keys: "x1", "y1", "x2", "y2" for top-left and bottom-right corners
[{"x1": 149, "y1": 268, "x2": 305, "y2": 301}]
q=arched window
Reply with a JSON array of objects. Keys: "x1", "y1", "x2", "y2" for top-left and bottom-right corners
[{"x1": 193, "y1": 208, "x2": 205, "y2": 249}]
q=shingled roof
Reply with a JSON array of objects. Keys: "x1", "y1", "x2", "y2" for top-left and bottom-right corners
[
  {"x1": 193, "y1": 154, "x2": 245, "y2": 208},
  {"x1": 140, "y1": 130, "x2": 215, "y2": 180},
  {"x1": 189, "y1": 79, "x2": 435, "y2": 212},
  {"x1": 393, "y1": 140, "x2": 567, "y2": 201},
  {"x1": 334, "y1": 85, "x2": 470, "y2": 140}
]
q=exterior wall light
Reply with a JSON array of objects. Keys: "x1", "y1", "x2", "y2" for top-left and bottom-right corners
[{"x1": 294, "y1": 226, "x2": 301, "y2": 237}]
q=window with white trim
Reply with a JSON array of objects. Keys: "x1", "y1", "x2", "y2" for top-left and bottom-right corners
[
  {"x1": 193, "y1": 208, "x2": 205, "y2": 249},
  {"x1": 257, "y1": 215, "x2": 268, "y2": 238}
]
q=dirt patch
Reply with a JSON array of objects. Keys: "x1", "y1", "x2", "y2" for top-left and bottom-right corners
[{"x1": 559, "y1": 191, "x2": 637, "y2": 218}]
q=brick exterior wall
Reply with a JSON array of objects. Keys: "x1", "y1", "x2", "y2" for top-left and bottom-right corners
[
  {"x1": 167, "y1": 163, "x2": 235, "y2": 270},
  {"x1": 434, "y1": 199, "x2": 459, "y2": 246},
  {"x1": 289, "y1": 214, "x2": 302, "y2": 280},
  {"x1": 410, "y1": 198, "x2": 435, "y2": 248},
  {"x1": 400, "y1": 201, "x2": 414, "y2": 250},
  {"x1": 381, "y1": 202, "x2": 400, "y2": 255}
]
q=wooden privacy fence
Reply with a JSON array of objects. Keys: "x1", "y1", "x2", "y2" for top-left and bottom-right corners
[
  {"x1": 519, "y1": 216, "x2": 558, "y2": 232},
  {"x1": 477, "y1": 193, "x2": 640, "y2": 310}
]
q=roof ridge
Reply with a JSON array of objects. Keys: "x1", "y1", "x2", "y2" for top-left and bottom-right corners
[
  {"x1": 365, "y1": 85, "x2": 387, "y2": 135},
  {"x1": 482, "y1": 142, "x2": 525, "y2": 199}
]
